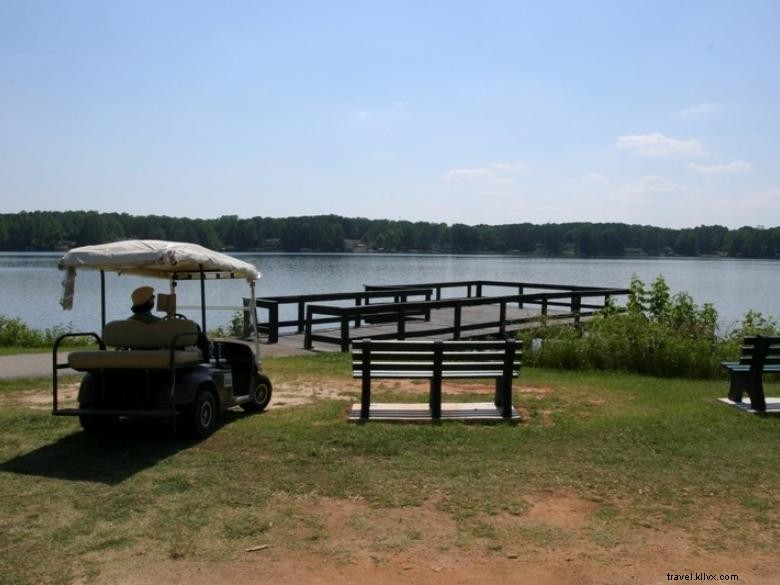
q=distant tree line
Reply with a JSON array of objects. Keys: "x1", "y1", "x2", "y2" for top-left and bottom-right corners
[{"x1": 1, "y1": 211, "x2": 779, "y2": 258}]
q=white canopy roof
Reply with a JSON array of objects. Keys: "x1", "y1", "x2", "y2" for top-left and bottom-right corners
[{"x1": 58, "y1": 240, "x2": 260, "y2": 309}]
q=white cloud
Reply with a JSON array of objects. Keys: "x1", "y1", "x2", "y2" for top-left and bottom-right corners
[
  {"x1": 678, "y1": 102, "x2": 718, "y2": 117},
  {"x1": 616, "y1": 132, "x2": 704, "y2": 157},
  {"x1": 443, "y1": 167, "x2": 494, "y2": 181},
  {"x1": 688, "y1": 161, "x2": 752, "y2": 174},
  {"x1": 623, "y1": 175, "x2": 687, "y2": 194},
  {"x1": 582, "y1": 173, "x2": 609, "y2": 184},
  {"x1": 443, "y1": 162, "x2": 526, "y2": 182}
]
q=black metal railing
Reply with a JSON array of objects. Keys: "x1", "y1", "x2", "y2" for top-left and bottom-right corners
[
  {"x1": 246, "y1": 288, "x2": 433, "y2": 343},
  {"x1": 303, "y1": 288, "x2": 628, "y2": 351}
]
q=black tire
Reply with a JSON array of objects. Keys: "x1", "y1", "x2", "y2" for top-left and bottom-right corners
[
  {"x1": 181, "y1": 387, "x2": 219, "y2": 439},
  {"x1": 78, "y1": 402, "x2": 118, "y2": 434},
  {"x1": 241, "y1": 372, "x2": 272, "y2": 412}
]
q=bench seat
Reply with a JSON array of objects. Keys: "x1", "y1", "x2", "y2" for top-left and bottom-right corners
[
  {"x1": 67, "y1": 319, "x2": 203, "y2": 372},
  {"x1": 68, "y1": 348, "x2": 202, "y2": 371},
  {"x1": 722, "y1": 336, "x2": 780, "y2": 412}
]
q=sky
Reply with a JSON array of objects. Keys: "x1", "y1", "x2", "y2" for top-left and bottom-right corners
[{"x1": 1, "y1": 1, "x2": 778, "y2": 229}]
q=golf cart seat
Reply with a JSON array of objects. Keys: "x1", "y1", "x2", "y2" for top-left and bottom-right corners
[{"x1": 68, "y1": 319, "x2": 203, "y2": 371}]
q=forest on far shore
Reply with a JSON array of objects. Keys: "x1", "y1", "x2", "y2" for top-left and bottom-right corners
[{"x1": 1, "y1": 210, "x2": 779, "y2": 258}]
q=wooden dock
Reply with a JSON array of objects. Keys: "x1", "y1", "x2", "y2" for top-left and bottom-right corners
[{"x1": 252, "y1": 280, "x2": 630, "y2": 357}]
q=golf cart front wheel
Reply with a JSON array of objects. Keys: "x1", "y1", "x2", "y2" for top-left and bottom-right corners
[{"x1": 241, "y1": 373, "x2": 272, "y2": 412}]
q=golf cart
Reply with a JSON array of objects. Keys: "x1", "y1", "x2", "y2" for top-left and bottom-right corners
[{"x1": 52, "y1": 240, "x2": 271, "y2": 438}]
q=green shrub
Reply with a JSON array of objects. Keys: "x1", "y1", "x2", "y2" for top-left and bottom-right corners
[
  {"x1": 0, "y1": 315, "x2": 94, "y2": 348},
  {"x1": 520, "y1": 276, "x2": 779, "y2": 379}
]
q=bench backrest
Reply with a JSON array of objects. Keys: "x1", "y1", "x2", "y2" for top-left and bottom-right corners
[
  {"x1": 738, "y1": 336, "x2": 780, "y2": 367},
  {"x1": 352, "y1": 339, "x2": 521, "y2": 376},
  {"x1": 102, "y1": 319, "x2": 200, "y2": 349}
]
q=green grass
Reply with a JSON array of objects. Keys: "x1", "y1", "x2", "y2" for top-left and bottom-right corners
[{"x1": 0, "y1": 355, "x2": 778, "y2": 584}]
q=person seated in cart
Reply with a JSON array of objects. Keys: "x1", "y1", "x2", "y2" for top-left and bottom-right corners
[{"x1": 128, "y1": 286, "x2": 161, "y2": 324}]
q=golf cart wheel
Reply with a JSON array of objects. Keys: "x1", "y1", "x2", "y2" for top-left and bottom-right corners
[
  {"x1": 78, "y1": 403, "x2": 117, "y2": 434},
  {"x1": 241, "y1": 373, "x2": 272, "y2": 412},
  {"x1": 182, "y1": 386, "x2": 219, "y2": 439}
]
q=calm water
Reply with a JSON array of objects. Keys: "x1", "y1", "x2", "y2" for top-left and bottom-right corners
[{"x1": 1, "y1": 253, "x2": 778, "y2": 333}]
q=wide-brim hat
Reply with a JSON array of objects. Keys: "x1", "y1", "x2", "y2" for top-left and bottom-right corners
[{"x1": 131, "y1": 286, "x2": 155, "y2": 306}]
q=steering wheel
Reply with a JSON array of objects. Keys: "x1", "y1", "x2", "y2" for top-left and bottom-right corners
[{"x1": 164, "y1": 313, "x2": 189, "y2": 320}]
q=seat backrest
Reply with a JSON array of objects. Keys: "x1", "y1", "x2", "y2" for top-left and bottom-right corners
[
  {"x1": 352, "y1": 339, "x2": 522, "y2": 375},
  {"x1": 102, "y1": 319, "x2": 199, "y2": 349}
]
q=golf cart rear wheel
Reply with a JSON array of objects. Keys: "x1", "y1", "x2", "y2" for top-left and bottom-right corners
[
  {"x1": 78, "y1": 402, "x2": 118, "y2": 434},
  {"x1": 241, "y1": 373, "x2": 272, "y2": 412},
  {"x1": 182, "y1": 387, "x2": 219, "y2": 439}
]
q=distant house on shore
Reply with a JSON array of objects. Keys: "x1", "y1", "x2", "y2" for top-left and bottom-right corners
[{"x1": 344, "y1": 239, "x2": 369, "y2": 253}]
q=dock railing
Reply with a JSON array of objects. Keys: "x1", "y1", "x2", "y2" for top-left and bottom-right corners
[
  {"x1": 304, "y1": 287, "x2": 628, "y2": 352},
  {"x1": 245, "y1": 288, "x2": 434, "y2": 343}
]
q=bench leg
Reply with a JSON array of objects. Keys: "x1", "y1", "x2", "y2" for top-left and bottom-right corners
[
  {"x1": 430, "y1": 378, "x2": 442, "y2": 420},
  {"x1": 747, "y1": 372, "x2": 767, "y2": 412},
  {"x1": 728, "y1": 371, "x2": 749, "y2": 403},
  {"x1": 495, "y1": 378, "x2": 513, "y2": 419},
  {"x1": 361, "y1": 374, "x2": 371, "y2": 419}
]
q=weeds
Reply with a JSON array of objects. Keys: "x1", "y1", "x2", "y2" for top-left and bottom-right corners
[{"x1": 520, "y1": 275, "x2": 780, "y2": 378}]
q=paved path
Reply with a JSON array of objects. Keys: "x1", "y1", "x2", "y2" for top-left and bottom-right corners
[{"x1": 0, "y1": 342, "x2": 315, "y2": 380}]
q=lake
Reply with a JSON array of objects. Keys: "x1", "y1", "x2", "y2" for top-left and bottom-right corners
[{"x1": 0, "y1": 253, "x2": 778, "y2": 333}]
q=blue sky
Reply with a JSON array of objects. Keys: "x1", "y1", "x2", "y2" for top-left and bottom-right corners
[{"x1": 1, "y1": 1, "x2": 778, "y2": 228}]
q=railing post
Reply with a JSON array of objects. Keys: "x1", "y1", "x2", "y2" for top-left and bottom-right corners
[
  {"x1": 572, "y1": 294, "x2": 582, "y2": 327},
  {"x1": 436, "y1": 286, "x2": 442, "y2": 301},
  {"x1": 340, "y1": 314, "x2": 350, "y2": 352},
  {"x1": 355, "y1": 297, "x2": 362, "y2": 328},
  {"x1": 304, "y1": 306, "x2": 314, "y2": 349},
  {"x1": 454, "y1": 305, "x2": 462, "y2": 340},
  {"x1": 542, "y1": 298, "x2": 548, "y2": 316},
  {"x1": 476, "y1": 283, "x2": 483, "y2": 297},
  {"x1": 499, "y1": 302, "x2": 507, "y2": 335},
  {"x1": 297, "y1": 301, "x2": 305, "y2": 333},
  {"x1": 268, "y1": 302, "x2": 279, "y2": 344},
  {"x1": 397, "y1": 305, "x2": 406, "y2": 340},
  {"x1": 518, "y1": 286, "x2": 524, "y2": 308},
  {"x1": 467, "y1": 284, "x2": 472, "y2": 298},
  {"x1": 430, "y1": 340, "x2": 443, "y2": 420},
  {"x1": 425, "y1": 291, "x2": 432, "y2": 321}
]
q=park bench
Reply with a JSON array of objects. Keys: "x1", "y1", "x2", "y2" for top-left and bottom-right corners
[
  {"x1": 351, "y1": 339, "x2": 521, "y2": 421},
  {"x1": 721, "y1": 335, "x2": 780, "y2": 412}
]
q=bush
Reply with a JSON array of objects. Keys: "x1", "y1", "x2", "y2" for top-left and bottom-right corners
[
  {"x1": 519, "y1": 276, "x2": 780, "y2": 379},
  {"x1": 0, "y1": 315, "x2": 94, "y2": 348}
]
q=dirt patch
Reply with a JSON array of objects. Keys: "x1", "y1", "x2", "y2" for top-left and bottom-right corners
[
  {"x1": 1, "y1": 382, "x2": 79, "y2": 409},
  {"x1": 88, "y1": 492, "x2": 780, "y2": 585},
  {"x1": 524, "y1": 492, "x2": 598, "y2": 530}
]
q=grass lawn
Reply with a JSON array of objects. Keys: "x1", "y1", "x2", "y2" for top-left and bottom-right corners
[{"x1": 0, "y1": 354, "x2": 778, "y2": 584}]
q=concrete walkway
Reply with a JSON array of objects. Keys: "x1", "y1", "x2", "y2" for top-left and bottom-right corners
[{"x1": 0, "y1": 342, "x2": 315, "y2": 380}]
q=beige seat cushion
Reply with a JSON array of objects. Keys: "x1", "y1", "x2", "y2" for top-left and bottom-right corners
[
  {"x1": 68, "y1": 348, "x2": 203, "y2": 371},
  {"x1": 67, "y1": 319, "x2": 203, "y2": 371}
]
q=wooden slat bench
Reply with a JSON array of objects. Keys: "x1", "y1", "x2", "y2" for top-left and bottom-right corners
[
  {"x1": 351, "y1": 339, "x2": 521, "y2": 421},
  {"x1": 721, "y1": 335, "x2": 780, "y2": 412}
]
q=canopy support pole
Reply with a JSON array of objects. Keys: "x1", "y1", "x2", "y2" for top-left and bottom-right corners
[
  {"x1": 250, "y1": 280, "x2": 260, "y2": 365},
  {"x1": 100, "y1": 270, "x2": 106, "y2": 330},
  {"x1": 199, "y1": 264, "x2": 207, "y2": 332}
]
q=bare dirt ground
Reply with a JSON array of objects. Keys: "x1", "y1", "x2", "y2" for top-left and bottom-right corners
[
  {"x1": 6, "y1": 380, "x2": 779, "y2": 584},
  {"x1": 86, "y1": 493, "x2": 779, "y2": 585}
]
